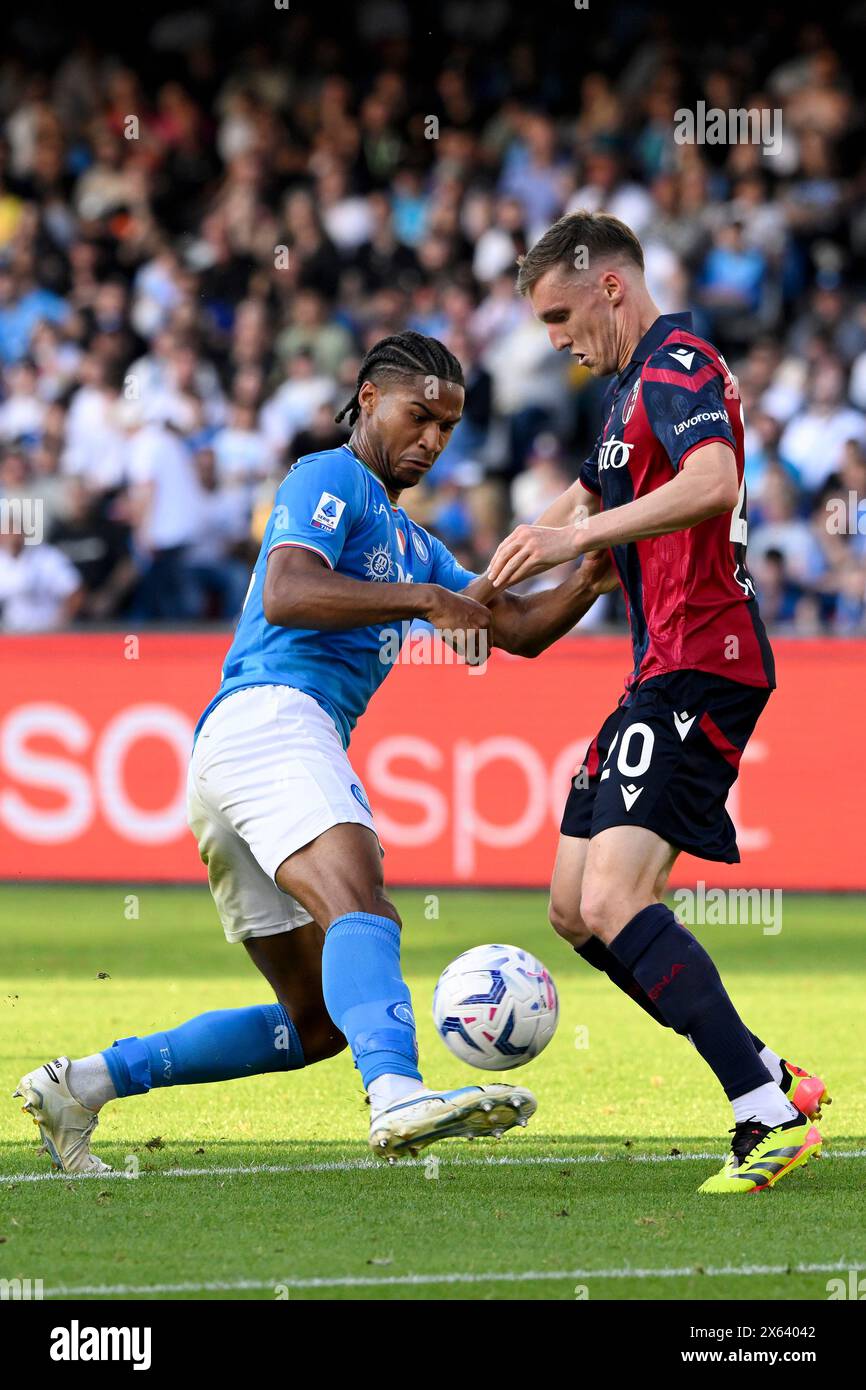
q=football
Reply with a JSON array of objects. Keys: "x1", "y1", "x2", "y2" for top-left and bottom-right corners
[{"x1": 432, "y1": 943, "x2": 559, "y2": 1071}]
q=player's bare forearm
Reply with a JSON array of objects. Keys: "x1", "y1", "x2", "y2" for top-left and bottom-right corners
[
  {"x1": 266, "y1": 567, "x2": 428, "y2": 628},
  {"x1": 574, "y1": 446, "x2": 738, "y2": 552},
  {"x1": 490, "y1": 562, "x2": 611, "y2": 659},
  {"x1": 263, "y1": 545, "x2": 490, "y2": 636},
  {"x1": 488, "y1": 443, "x2": 739, "y2": 588},
  {"x1": 465, "y1": 551, "x2": 617, "y2": 658}
]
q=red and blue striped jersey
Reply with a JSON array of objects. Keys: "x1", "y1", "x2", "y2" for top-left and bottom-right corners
[{"x1": 579, "y1": 312, "x2": 775, "y2": 694}]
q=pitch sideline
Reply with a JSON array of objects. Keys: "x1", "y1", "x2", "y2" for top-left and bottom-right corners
[
  {"x1": 1, "y1": 1147, "x2": 864, "y2": 1184},
  {"x1": 41, "y1": 1258, "x2": 866, "y2": 1297}
]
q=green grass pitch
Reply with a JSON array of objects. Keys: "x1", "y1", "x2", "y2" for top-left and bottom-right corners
[{"x1": 1, "y1": 886, "x2": 863, "y2": 1301}]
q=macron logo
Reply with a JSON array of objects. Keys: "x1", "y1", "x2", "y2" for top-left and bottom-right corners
[
  {"x1": 621, "y1": 783, "x2": 643, "y2": 811},
  {"x1": 668, "y1": 347, "x2": 696, "y2": 370},
  {"x1": 673, "y1": 710, "x2": 696, "y2": 740}
]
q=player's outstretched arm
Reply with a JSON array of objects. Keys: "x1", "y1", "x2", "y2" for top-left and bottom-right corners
[
  {"x1": 464, "y1": 550, "x2": 618, "y2": 659},
  {"x1": 488, "y1": 442, "x2": 739, "y2": 589},
  {"x1": 263, "y1": 544, "x2": 492, "y2": 639}
]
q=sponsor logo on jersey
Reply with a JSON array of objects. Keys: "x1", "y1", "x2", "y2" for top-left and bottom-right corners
[
  {"x1": 412, "y1": 531, "x2": 430, "y2": 563},
  {"x1": 364, "y1": 542, "x2": 394, "y2": 581},
  {"x1": 673, "y1": 408, "x2": 728, "y2": 437},
  {"x1": 311, "y1": 491, "x2": 346, "y2": 531},
  {"x1": 598, "y1": 437, "x2": 635, "y2": 470},
  {"x1": 621, "y1": 378, "x2": 641, "y2": 425},
  {"x1": 350, "y1": 782, "x2": 372, "y2": 814},
  {"x1": 668, "y1": 347, "x2": 696, "y2": 370}
]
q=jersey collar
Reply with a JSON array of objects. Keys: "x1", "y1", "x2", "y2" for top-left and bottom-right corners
[
  {"x1": 627, "y1": 311, "x2": 694, "y2": 368},
  {"x1": 341, "y1": 443, "x2": 401, "y2": 514}
]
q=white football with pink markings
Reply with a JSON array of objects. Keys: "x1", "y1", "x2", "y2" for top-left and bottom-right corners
[{"x1": 432, "y1": 943, "x2": 559, "y2": 1071}]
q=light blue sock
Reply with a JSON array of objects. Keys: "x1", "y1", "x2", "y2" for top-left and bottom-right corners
[
  {"x1": 321, "y1": 912, "x2": 421, "y2": 1089},
  {"x1": 102, "y1": 1003, "x2": 304, "y2": 1096}
]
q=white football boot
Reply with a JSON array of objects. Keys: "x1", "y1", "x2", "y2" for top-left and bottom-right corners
[
  {"x1": 369, "y1": 1082, "x2": 536, "y2": 1161},
  {"x1": 13, "y1": 1057, "x2": 112, "y2": 1175}
]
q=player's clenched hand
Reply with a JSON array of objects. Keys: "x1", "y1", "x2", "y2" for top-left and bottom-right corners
[
  {"x1": 487, "y1": 524, "x2": 581, "y2": 588},
  {"x1": 424, "y1": 586, "x2": 492, "y2": 665}
]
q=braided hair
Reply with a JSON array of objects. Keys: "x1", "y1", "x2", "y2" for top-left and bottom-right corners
[{"x1": 335, "y1": 331, "x2": 464, "y2": 428}]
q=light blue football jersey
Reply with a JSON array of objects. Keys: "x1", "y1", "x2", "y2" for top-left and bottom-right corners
[{"x1": 195, "y1": 444, "x2": 477, "y2": 747}]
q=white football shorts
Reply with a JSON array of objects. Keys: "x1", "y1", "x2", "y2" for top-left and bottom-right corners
[{"x1": 186, "y1": 684, "x2": 378, "y2": 944}]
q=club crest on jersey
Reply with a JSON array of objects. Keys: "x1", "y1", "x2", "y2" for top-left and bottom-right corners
[
  {"x1": 621, "y1": 378, "x2": 641, "y2": 425},
  {"x1": 598, "y1": 437, "x2": 634, "y2": 470},
  {"x1": 411, "y1": 531, "x2": 429, "y2": 563},
  {"x1": 311, "y1": 491, "x2": 346, "y2": 531},
  {"x1": 364, "y1": 542, "x2": 394, "y2": 581}
]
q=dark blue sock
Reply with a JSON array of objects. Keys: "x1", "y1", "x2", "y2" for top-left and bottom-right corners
[
  {"x1": 321, "y1": 912, "x2": 421, "y2": 1088},
  {"x1": 576, "y1": 936, "x2": 765, "y2": 1051},
  {"x1": 103, "y1": 1003, "x2": 304, "y2": 1096},
  {"x1": 607, "y1": 903, "x2": 770, "y2": 1100},
  {"x1": 577, "y1": 936, "x2": 670, "y2": 1027}
]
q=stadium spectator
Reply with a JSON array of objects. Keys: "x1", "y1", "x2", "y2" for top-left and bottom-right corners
[
  {"x1": 0, "y1": 358, "x2": 44, "y2": 442},
  {"x1": 0, "y1": 528, "x2": 81, "y2": 631},
  {"x1": 184, "y1": 445, "x2": 256, "y2": 620},
  {"x1": 696, "y1": 221, "x2": 770, "y2": 346},
  {"x1": 260, "y1": 349, "x2": 336, "y2": 459},
  {"x1": 778, "y1": 362, "x2": 866, "y2": 492},
  {"x1": 124, "y1": 399, "x2": 205, "y2": 620},
  {"x1": 750, "y1": 467, "x2": 828, "y2": 594},
  {"x1": 510, "y1": 433, "x2": 571, "y2": 525},
  {"x1": 48, "y1": 477, "x2": 136, "y2": 620},
  {"x1": 0, "y1": 5, "x2": 863, "y2": 636}
]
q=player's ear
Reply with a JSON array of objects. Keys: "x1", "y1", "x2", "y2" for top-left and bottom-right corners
[
  {"x1": 601, "y1": 271, "x2": 624, "y2": 305},
  {"x1": 357, "y1": 380, "x2": 380, "y2": 414}
]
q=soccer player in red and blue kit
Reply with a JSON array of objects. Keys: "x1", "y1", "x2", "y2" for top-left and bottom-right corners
[{"x1": 488, "y1": 211, "x2": 829, "y2": 1193}]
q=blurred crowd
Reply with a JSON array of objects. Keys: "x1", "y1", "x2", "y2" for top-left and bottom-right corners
[{"x1": 1, "y1": 3, "x2": 866, "y2": 633}]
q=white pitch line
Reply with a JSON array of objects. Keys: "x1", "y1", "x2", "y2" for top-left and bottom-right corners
[
  {"x1": 1, "y1": 1148, "x2": 864, "y2": 1185},
  {"x1": 41, "y1": 1259, "x2": 865, "y2": 1298}
]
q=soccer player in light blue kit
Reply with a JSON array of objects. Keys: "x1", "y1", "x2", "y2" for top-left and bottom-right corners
[{"x1": 17, "y1": 332, "x2": 615, "y2": 1170}]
